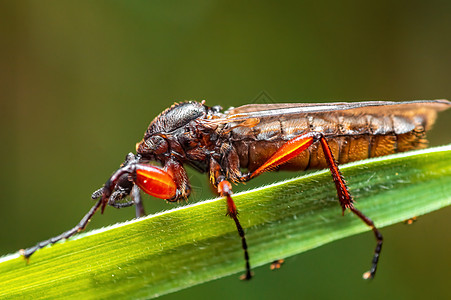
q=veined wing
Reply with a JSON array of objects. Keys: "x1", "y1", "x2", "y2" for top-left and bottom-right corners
[
  {"x1": 209, "y1": 100, "x2": 450, "y2": 140},
  {"x1": 225, "y1": 100, "x2": 450, "y2": 119}
]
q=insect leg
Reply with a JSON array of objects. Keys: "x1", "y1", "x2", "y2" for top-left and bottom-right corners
[
  {"x1": 319, "y1": 137, "x2": 382, "y2": 279},
  {"x1": 132, "y1": 185, "x2": 146, "y2": 217},
  {"x1": 20, "y1": 198, "x2": 103, "y2": 259},
  {"x1": 163, "y1": 158, "x2": 191, "y2": 201},
  {"x1": 246, "y1": 132, "x2": 317, "y2": 180},
  {"x1": 218, "y1": 180, "x2": 252, "y2": 280},
  {"x1": 241, "y1": 132, "x2": 382, "y2": 279},
  {"x1": 210, "y1": 158, "x2": 252, "y2": 280}
]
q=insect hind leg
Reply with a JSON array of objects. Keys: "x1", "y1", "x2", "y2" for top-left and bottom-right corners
[
  {"x1": 239, "y1": 131, "x2": 383, "y2": 279},
  {"x1": 319, "y1": 136, "x2": 383, "y2": 279}
]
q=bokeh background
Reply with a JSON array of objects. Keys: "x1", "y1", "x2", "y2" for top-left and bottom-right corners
[{"x1": 1, "y1": 1, "x2": 450, "y2": 299}]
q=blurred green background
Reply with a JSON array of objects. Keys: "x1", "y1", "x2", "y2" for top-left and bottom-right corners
[{"x1": 1, "y1": 1, "x2": 450, "y2": 299}]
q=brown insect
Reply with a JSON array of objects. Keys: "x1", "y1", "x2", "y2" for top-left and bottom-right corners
[{"x1": 21, "y1": 99, "x2": 450, "y2": 280}]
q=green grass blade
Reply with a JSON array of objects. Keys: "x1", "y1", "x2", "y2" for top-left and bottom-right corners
[{"x1": 1, "y1": 145, "x2": 450, "y2": 299}]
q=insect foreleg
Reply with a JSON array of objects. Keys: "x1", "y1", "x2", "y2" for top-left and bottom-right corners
[
  {"x1": 20, "y1": 198, "x2": 103, "y2": 259},
  {"x1": 132, "y1": 185, "x2": 146, "y2": 217}
]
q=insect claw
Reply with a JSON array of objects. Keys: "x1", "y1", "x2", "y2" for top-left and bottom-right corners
[
  {"x1": 19, "y1": 249, "x2": 31, "y2": 263},
  {"x1": 239, "y1": 271, "x2": 253, "y2": 280},
  {"x1": 362, "y1": 271, "x2": 373, "y2": 280},
  {"x1": 404, "y1": 216, "x2": 418, "y2": 225},
  {"x1": 270, "y1": 259, "x2": 285, "y2": 270}
]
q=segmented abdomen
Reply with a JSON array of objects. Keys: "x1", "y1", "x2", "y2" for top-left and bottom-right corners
[{"x1": 226, "y1": 101, "x2": 446, "y2": 172}]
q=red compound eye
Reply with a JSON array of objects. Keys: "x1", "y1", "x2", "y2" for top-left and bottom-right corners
[{"x1": 135, "y1": 165, "x2": 176, "y2": 199}]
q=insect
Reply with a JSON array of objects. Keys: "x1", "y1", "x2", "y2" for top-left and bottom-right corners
[{"x1": 21, "y1": 99, "x2": 450, "y2": 280}]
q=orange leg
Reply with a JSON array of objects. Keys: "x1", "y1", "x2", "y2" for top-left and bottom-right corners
[
  {"x1": 249, "y1": 132, "x2": 315, "y2": 180},
  {"x1": 218, "y1": 180, "x2": 252, "y2": 280},
  {"x1": 242, "y1": 131, "x2": 383, "y2": 279}
]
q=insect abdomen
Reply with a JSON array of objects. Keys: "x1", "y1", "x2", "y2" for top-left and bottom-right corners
[{"x1": 234, "y1": 126, "x2": 428, "y2": 172}]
